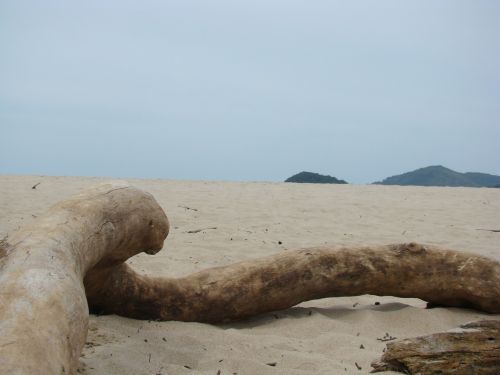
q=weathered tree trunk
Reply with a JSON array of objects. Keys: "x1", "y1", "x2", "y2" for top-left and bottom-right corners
[
  {"x1": 0, "y1": 183, "x2": 169, "y2": 375},
  {"x1": 1, "y1": 183, "x2": 500, "y2": 374},
  {"x1": 86, "y1": 242, "x2": 500, "y2": 323},
  {"x1": 371, "y1": 320, "x2": 500, "y2": 374}
]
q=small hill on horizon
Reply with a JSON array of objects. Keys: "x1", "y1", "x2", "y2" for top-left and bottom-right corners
[
  {"x1": 374, "y1": 166, "x2": 500, "y2": 187},
  {"x1": 285, "y1": 171, "x2": 348, "y2": 184}
]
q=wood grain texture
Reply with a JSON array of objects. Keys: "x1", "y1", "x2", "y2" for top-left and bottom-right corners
[{"x1": 371, "y1": 320, "x2": 500, "y2": 374}]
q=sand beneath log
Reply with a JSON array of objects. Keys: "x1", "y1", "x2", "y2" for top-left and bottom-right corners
[{"x1": 1, "y1": 175, "x2": 499, "y2": 374}]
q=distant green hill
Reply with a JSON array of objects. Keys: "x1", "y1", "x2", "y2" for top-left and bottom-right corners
[
  {"x1": 285, "y1": 171, "x2": 348, "y2": 184},
  {"x1": 374, "y1": 166, "x2": 500, "y2": 187}
]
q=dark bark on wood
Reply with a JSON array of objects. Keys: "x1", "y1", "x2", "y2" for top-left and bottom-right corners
[
  {"x1": 86, "y1": 242, "x2": 500, "y2": 323},
  {"x1": 371, "y1": 320, "x2": 500, "y2": 374}
]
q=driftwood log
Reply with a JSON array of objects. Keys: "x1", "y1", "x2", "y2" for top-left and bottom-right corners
[
  {"x1": 371, "y1": 320, "x2": 500, "y2": 374},
  {"x1": 0, "y1": 183, "x2": 169, "y2": 374},
  {"x1": 86, "y1": 242, "x2": 500, "y2": 323},
  {"x1": 1, "y1": 183, "x2": 499, "y2": 374}
]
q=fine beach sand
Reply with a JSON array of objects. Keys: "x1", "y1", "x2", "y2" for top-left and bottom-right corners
[{"x1": 1, "y1": 175, "x2": 499, "y2": 375}]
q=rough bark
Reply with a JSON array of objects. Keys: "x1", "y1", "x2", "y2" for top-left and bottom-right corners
[
  {"x1": 86, "y1": 242, "x2": 500, "y2": 323},
  {"x1": 0, "y1": 183, "x2": 169, "y2": 375},
  {"x1": 1, "y1": 183, "x2": 500, "y2": 374},
  {"x1": 371, "y1": 320, "x2": 500, "y2": 374}
]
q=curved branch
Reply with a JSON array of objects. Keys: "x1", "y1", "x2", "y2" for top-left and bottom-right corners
[{"x1": 86, "y1": 242, "x2": 500, "y2": 323}]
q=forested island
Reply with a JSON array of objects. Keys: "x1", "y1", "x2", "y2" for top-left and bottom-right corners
[{"x1": 285, "y1": 171, "x2": 348, "y2": 184}]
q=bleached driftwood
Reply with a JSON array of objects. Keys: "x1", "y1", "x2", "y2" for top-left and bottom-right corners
[
  {"x1": 0, "y1": 183, "x2": 169, "y2": 374},
  {"x1": 1, "y1": 183, "x2": 499, "y2": 374},
  {"x1": 371, "y1": 320, "x2": 500, "y2": 374}
]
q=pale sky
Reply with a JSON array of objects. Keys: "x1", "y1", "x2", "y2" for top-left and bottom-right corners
[{"x1": 1, "y1": 1, "x2": 499, "y2": 184}]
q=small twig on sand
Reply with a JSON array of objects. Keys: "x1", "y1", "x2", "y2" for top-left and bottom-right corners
[
  {"x1": 377, "y1": 333, "x2": 397, "y2": 342},
  {"x1": 32, "y1": 182, "x2": 41, "y2": 190},
  {"x1": 186, "y1": 227, "x2": 217, "y2": 234},
  {"x1": 179, "y1": 205, "x2": 198, "y2": 212},
  {"x1": 476, "y1": 228, "x2": 500, "y2": 233}
]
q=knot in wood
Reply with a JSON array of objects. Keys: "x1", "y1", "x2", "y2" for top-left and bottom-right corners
[{"x1": 393, "y1": 242, "x2": 427, "y2": 256}]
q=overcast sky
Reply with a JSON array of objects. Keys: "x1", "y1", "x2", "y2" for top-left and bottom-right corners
[{"x1": 1, "y1": 1, "x2": 499, "y2": 183}]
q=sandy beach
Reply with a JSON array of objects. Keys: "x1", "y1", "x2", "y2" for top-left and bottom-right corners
[{"x1": 1, "y1": 175, "x2": 499, "y2": 375}]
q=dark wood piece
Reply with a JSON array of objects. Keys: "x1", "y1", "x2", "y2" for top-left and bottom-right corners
[{"x1": 371, "y1": 320, "x2": 500, "y2": 374}]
